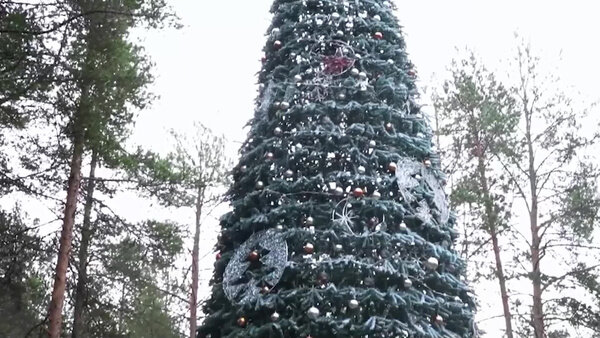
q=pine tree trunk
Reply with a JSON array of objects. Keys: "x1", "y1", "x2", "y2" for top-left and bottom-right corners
[
  {"x1": 72, "y1": 151, "x2": 98, "y2": 338},
  {"x1": 190, "y1": 187, "x2": 204, "y2": 338},
  {"x1": 526, "y1": 114, "x2": 545, "y2": 337},
  {"x1": 48, "y1": 128, "x2": 85, "y2": 338},
  {"x1": 476, "y1": 154, "x2": 514, "y2": 338}
]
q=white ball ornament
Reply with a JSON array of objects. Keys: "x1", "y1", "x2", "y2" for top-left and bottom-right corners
[
  {"x1": 358, "y1": 166, "x2": 366, "y2": 174},
  {"x1": 372, "y1": 191, "x2": 381, "y2": 199},
  {"x1": 307, "y1": 306, "x2": 320, "y2": 319},
  {"x1": 426, "y1": 257, "x2": 439, "y2": 271},
  {"x1": 331, "y1": 12, "x2": 340, "y2": 19},
  {"x1": 294, "y1": 74, "x2": 303, "y2": 82},
  {"x1": 271, "y1": 27, "x2": 280, "y2": 35},
  {"x1": 373, "y1": 14, "x2": 381, "y2": 21}
]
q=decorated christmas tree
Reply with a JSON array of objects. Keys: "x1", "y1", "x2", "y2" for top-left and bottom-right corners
[{"x1": 199, "y1": 0, "x2": 475, "y2": 337}]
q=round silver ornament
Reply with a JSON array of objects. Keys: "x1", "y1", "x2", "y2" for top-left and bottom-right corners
[
  {"x1": 348, "y1": 299, "x2": 359, "y2": 309},
  {"x1": 351, "y1": 68, "x2": 360, "y2": 76},
  {"x1": 274, "y1": 127, "x2": 282, "y2": 136},
  {"x1": 358, "y1": 72, "x2": 367, "y2": 80},
  {"x1": 426, "y1": 257, "x2": 439, "y2": 271},
  {"x1": 331, "y1": 12, "x2": 340, "y2": 19},
  {"x1": 294, "y1": 74, "x2": 303, "y2": 82},
  {"x1": 358, "y1": 166, "x2": 366, "y2": 174},
  {"x1": 372, "y1": 191, "x2": 381, "y2": 199},
  {"x1": 404, "y1": 279, "x2": 413, "y2": 288},
  {"x1": 280, "y1": 101, "x2": 290, "y2": 110},
  {"x1": 284, "y1": 169, "x2": 294, "y2": 178},
  {"x1": 307, "y1": 306, "x2": 320, "y2": 320},
  {"x1": 306, "y1": 216, "x2": 314, "y2": 226},
  {"x1": 271, "y1": 312, "x2": 280, "y2": 322},
  {"x1": 369, "y1": 140, "x2": 376, "y2": 147},
  {"x1": 256, "y1": 181, "x2": 265, "y2": 190},
  {"x1": 334, "y1": 244, "x2": 343, "y2": 252},
  {"x1": 334, "y1": 187, "x2": 344, "y2": 196},
  {"x1": 373, "y1": 14, "x2": 381, "y2": 21}
]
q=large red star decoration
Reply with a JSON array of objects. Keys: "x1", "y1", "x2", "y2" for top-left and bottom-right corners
[{"x1": 322, "y1": 47, "x2": 354, "y2": 75}]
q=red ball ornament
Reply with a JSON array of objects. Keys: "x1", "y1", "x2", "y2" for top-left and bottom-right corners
[
  {"x1": 261, "y1": 55, "x2": 267, "y2": 63},
  {"x1": 273, "y1": 40, "x2": 283, "y2": 50},
  {"x1": 304, "y1": 243, "x2": 315, "y2": 254},
  {"x1": 388, "y1": 162, "x2": 397, "y2": 173},
  {"x1": 237, "y1": 317, "x2": 247, "y2": 327},
  {"x1": 408, "y1": 69, "x2": 417, "y2": 77},
  {"x1": 385, "y1": 122, "x2": 394, "y2": 132},
  {"x1": 216, "y1": 252, "x2": 222, "y2": 260},
  {"x1": 260, "y1": 286, "x2": 270, "y2": 294},
  {"x1": 374, "y1": 32, "x2": 384, "y2": 40},
  {"x1": 247, "y1": 250, "x2": 260, "y2": 262},
  {"x1": 353, "y1": 187, "x2": 364, "y2": 198}
]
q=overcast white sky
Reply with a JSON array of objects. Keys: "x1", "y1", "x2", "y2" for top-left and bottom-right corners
[{"x1": 128, "y1": 1, "x2": 600, "y2": 336}]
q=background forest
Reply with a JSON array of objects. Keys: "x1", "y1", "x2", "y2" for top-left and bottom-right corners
[{"x1": 1, "y1": 0, "x2": 599, "y2": 337}]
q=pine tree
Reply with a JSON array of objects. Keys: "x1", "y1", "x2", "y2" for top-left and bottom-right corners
[{"x1": 199, "y1": 1, "x2": 475, "y2": 337}]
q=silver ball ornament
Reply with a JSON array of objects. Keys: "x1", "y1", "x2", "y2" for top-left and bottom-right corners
[
  {"x1": 294, "y1": 74, "x2": 303, "y2": 82},
  {"x1": 334, "y1": 244, "x2": 343, "y2": 252},
  {"x1": 284, "y1": 169, "x2": 294, "y2": 178},
  {"x1": 348, "y1": 299, "x2": 360, "y2": 309},
  {"x1": 404, "y1": 278, "x2": 413, "y2": 288},
  {"x1": 279, "y1": 101, "x2": 290, "y2": 110},
  {"x1": 307, "y1": 306, "x2": 320, "y2": 320},
  {"x1": 306, "y1": 216, "x2": 314, "y2": 226},
  {"x1": 373, "y1": 14, "x2": 381, "y2": 21},
  {"x1": 426, "y1": 257, "x2": 439, "y2": 271},
  {"x1": 271, "y1": 312, "x2": 280, "y2": 322},
  {"x1": 274, "y1": 127, "x2": 282, "y2": 135},
  {"x1": 255, "y1": 181, "x2": 265, "y2": 190},
  {"x1": 357, "y1": 166, "x2": 366, "y2": 174},
  {"x1": 331, "y1": 12, "x2": 340, "y2": 19},
  {"x1": 372, "y1": 191, "x2": 381, "y2": 199},
  {"x1": 358, "y1": 72, "x2": 368, "y2": 80},
  {"x1": 334, "y1": 187, "x2": 344, "y2": 196},
  {"x1": 271, "y1": 27, "x2": 280, "y2": 35},
  {"x1": 369, "y1": 140, "x2": 376, "y2": 147},
  {"x1": 351, "y1": 68, "x2": 360, "y2": 76}
]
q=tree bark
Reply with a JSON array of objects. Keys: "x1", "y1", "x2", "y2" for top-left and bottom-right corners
[
  {"x1": 47, "y1": 127, "x2": 85, "y2": 338},
  {"x1": 72, "y1": 150, "x2": 98, "y2": 338},
  {"x1": 476, "y1": 152, "x2": 514, "y2": 338},
  {"x1": 526, "y1": 111, "x2": 545, "y2": 338},
  {"x1": 190, "y1": 187, "x2": 204, "y2": 338}
]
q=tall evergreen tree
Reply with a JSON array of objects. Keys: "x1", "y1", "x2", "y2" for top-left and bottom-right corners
[{"x1": 199, "y1": 1, "x2": 475, "y2": 337}]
